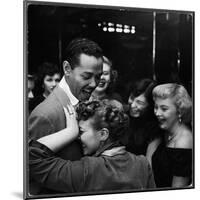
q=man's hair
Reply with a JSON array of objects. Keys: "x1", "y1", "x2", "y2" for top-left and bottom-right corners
[
  {"x1": 63, "y1": 38, "x2": 103, "y2": 69},
  {"x1": 152, "y1": 83, "x2": 192, "y2": 124},
  {"x1": 76, "y1": 99, "x2": 129, "y2": 143}
]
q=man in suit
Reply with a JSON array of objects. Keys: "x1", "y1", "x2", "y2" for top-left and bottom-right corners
[{"x1": 28, "y1": 38, "x2": 103, "y2": 194}]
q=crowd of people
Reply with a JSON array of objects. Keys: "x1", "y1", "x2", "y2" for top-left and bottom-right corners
[{"x1": 28, "y1": 38, "x2": 193, "y2": 196}]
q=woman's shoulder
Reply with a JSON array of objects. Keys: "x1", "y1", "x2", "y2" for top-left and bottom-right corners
[{"x1": 174, "y1": 128, "x2": 193, "y2": 149}]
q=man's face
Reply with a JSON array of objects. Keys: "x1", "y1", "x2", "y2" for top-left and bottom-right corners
[{"x1": 66, "y1": 54, "x2": 103, "y2": 101}]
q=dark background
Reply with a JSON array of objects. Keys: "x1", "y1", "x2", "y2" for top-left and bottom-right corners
[{"x1": 27, "y1": 2, "x2": 193, "y2": 102}]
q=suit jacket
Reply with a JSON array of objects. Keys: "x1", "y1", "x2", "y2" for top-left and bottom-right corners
[{"x1": 28, "y1": 85, "x2": 82, "y2": 194}]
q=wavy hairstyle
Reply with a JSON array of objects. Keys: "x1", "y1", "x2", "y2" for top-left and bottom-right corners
[
  {"x1": 152, "y1": 83, "x2": 192, "y2": 124},
  {"x1": 35, "y1": 62, "x2": 60, "y2": 95},
  {"x1": 76, "y1": 99, "x2": 129, "y2": 142}
]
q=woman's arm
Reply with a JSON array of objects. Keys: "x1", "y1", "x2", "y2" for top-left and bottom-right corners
[
  {"x1": 38, "y1": 105, "x2": 79, "y2": 152},
  {"x1": 146, "y1": 138, "x2": 161, "y2": 166},
  {"x1": 29, "y1": 140, "x2": 85, "y2": 193},
  {"x1": 171, "y1": 129, "x2": 192, "y2": 187}
]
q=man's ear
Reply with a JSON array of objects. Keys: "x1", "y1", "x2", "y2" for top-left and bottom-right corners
[
  {"x1": 63, "y1": 60, "x2": 71, "y2": 76},
  {"x1": 99, "y1": 128, "x2": 109, "y2": 142}
]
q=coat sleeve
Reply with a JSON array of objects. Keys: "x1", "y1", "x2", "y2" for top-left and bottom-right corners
[
  {"x1": 29, "y1": 140, "x2": 85, "y2": 193},
  {"x1": 140, "y1": 156, "x2": 156, "y2": 189},
  {"x1": 28, "y1": 112, "x2": 55, "y2": 140},
  {"x1": 146, "y1": 161, "x2": 156, "y2": 189}
]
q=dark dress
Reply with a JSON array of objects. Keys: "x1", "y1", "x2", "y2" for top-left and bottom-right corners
[
  {"x1": 126, "y1": 114, "x2": 161, "y2": 155},
  {"x1": 152, "y1": 141, "x2": 192, "y2": 188}
]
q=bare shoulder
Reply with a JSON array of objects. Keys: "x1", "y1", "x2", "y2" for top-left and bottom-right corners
[
  {"x1": 148, "y1": 137, "x2": 162, "y2": 149},
  {"x1": 146, "y1": 137, "x2": 162, "y2": 161},
  {"x1": 175, "y1": 128, "x2": 193, "y2": 149}
]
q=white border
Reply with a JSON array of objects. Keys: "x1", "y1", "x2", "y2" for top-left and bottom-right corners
[{"x1": 1, "y1": 0, "x2": 199, "y2": 200}]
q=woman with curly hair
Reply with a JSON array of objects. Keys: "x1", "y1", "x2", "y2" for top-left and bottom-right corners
[
  {"x1": 146, "y1": 83, "x2": 193, "y2": 188},
  {"x1": 29, "y1": 99, "x2": 155, "y2": 193}
]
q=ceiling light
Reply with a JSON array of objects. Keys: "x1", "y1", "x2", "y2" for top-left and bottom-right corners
[
  {"x1": 108, "y1": 27, "x2": 115, "y2": 32},
  {"x1": 103, "y1": 27, "x2": 107, "y2": 31},
  {"x1": 116, "y1": 28, "x2": 123, "y2": 33}
]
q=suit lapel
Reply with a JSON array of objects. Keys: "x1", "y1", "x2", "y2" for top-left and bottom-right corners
[{"x1": 52, "y1": 85, "x2": 72, "y2": 108}]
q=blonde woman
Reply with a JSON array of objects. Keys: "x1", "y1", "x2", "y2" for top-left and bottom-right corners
[{"x1": 146, "y1": 83, "x2": 192, "y2": 188}]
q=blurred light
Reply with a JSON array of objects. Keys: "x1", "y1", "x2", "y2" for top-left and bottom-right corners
[
  {"x1": 116, "y1": 24, "x2": 122, "y2": 28},
  {"x1": 166, "y1": 13, "x2": 169, "y2": 21},
  {"x1": 124, "y1": 28, "x2": 130, "y2": 33},
  {"x1": 108, "y1": 22, "x2": 114, "y2": 26},
  {"x1": 124, "y1": 25, "x2": 130, "y2": 29},
  {"x1": 131, "y1": 29, "x2": 136, "y2": 34},
  {"x1": 103, "y1": 27, "x2": 107, "y2": 32},
  {"x1": 116, "y1": 28, "x2": 123, "y2": 33},
  {"x1": 99, "y1": 22, "x2": 135, "y2": 34},
  {"x1": 108, "y1": 27, "x2": 115, "y2": 32}
]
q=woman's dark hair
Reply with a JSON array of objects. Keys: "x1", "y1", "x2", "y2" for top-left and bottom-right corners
[
  {"x1": 76, "y1": 99, "x2": 129, "y2": 142},
  {"x1": 35, "y1": 62, "x2": 60, "y2": 95},
  {"x1": 64, "y1": 38, "x2": 103, "y2": 69},
  {"x1": 129, "y1": 79, "x2": 157, "y2": 108}
]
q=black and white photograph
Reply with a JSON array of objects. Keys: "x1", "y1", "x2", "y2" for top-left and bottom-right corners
[{"x1": 24, "y1": 0, "x2": 194, "y2": 199}]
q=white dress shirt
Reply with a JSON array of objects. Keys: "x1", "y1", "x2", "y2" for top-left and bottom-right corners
[{"x1": 59, "y1": 77, "x2": 79, "y2": 106}]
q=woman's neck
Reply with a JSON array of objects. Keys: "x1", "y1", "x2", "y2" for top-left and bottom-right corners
[{"x1": 165, "y1": 122, "x2": 188, "y2": 144}]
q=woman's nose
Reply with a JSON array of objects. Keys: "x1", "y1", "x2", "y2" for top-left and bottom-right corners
[
  {"x1": 130, "y1": 101, "x2": 137, "y2": 109},
  {"x1": 52, "y1": 80, "x2": 57, "y2": 87},
  {"x1": 154, "y1": 109, "x2": 161, "y2": 117},
  {"x1": 100, "y1": 74, "x2": 105, "y2": 80}
]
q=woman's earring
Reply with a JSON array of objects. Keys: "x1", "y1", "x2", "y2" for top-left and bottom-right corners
[{"x1": 178, "y1": 114, "x2": 182, "y2": 123}]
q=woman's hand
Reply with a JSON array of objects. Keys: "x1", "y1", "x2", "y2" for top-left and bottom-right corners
[
  {"x1": 37, "y1": 104, "x2": 79, "y2": 152},
  {"x1": 64, "y1": 105, "x2": 79, "y2": 139}
]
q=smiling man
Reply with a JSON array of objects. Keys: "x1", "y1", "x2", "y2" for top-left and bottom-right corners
[{"x1": 28, "y1": 38, "x2": 103, "y2": 195}]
